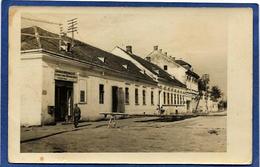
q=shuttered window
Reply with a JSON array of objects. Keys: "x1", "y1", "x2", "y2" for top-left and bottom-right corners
[
  {"x1": 143, "y1": 90, "x2": 146, "y2": 105},
  {"x1": 151, "y1": 91, "x2": 154, "y2": 105},
  {"x1": 99, "y1": 84, "x2": 104, "y2": 104},
  {"x1": 125, "y1": 87, "x2": 129, "y2": 104},
  {"x1": 167, "y1": 93, "x2": 170, "y2": 105},
  {"x1": 135, "y1": 88, "x2": 139, "y2": 105},
  {"x1": 171, "y1": 93, "x2": 173, "y2": 105},
  {"x1": 163, "y1": 92, "x2": 166, "y2": 104}
]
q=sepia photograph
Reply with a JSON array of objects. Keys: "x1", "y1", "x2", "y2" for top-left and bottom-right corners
[{"x1": 7, "y1": 5, "x2": 254, "y2": 164}]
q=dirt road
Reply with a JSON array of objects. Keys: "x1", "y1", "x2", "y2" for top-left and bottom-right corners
[{"x1": 21, "y1": 115, "x2": 226, "y2": 152}]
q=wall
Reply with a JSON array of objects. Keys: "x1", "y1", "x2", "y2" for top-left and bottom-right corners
[
  {"x1": 41, "y1": 59, "x2": 55, "y2": 125},
  {"x1": 41, "y1": 55, "x2": 160, "y2": 124},
  {"x1": 186, "y1": 77, "x2": 199, "y2": 92},
  {"x1": 197, "y1": 95, "x2": 219, "y2": 113},
  {"x1": 20, "y1": 53, "x2": 43, "y2": 126},
  {"x1": 112, "y1": 47, "x2": 188, "y2": 114},
  {"x1": 148, "y1": 53, "x2": 187, "y2": 84},
  {"x1": 158, "y1": 84, "x2": 187, "y2": 114}
]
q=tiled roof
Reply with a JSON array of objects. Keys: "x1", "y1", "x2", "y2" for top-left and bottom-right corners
[
  {"x1": 118, "y1": 48, "x2": 186, "y2": 88},
  {"x1": 21, "y1": 26, "x2": 156, "y2": 85}
]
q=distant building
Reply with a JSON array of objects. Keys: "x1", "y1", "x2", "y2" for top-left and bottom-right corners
[
  {"x1": 112, "y1": 46, "x2": 187, "y2": 115},
  {"x1": 198, "y1": 91, "x2": 219, "y2": 113},
  {"x1": 145, "y1": 46, "x2": 200, "y2": 112}
]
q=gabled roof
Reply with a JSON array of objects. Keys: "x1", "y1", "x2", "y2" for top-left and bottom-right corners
[
  {"x1": 117, "y1": 47, "x2": 186, "y2": 88},
  {"x1": 21, "y1": 26, "x2": 156, "y2": 85},
  {"x1": 186, "y1": 69, "x2": 200, "y2": 79},
  {"x1": 175, "y1": 60, "x2": 199, "y2": 79},
  {"x1": 175, "y1": 59, "x2": 192, "y2": 68}
]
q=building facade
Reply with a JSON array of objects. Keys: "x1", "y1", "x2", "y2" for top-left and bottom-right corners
[
  {"x1": 20, "y1": 26, "x2": 217, "y2": 126},
  {"x1": 112, "y1": 46, "x2": 187, "y2": 115},
  {"x1": 21, "y1": 27, "x2": 159, "y2": 126},
  {"x1": 145, "y1": 46, "x2": 200, "y2": 112}
]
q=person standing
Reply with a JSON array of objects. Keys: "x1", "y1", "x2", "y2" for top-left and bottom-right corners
[{"x1": 73, "y1": 104, "x2": 81, "y2": 128}]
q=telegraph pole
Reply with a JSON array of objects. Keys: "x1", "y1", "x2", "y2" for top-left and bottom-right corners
[{"x1": 67, "y1": 18, "x2": 78, "y2": 47}]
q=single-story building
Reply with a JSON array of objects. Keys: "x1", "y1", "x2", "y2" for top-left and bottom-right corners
[{"x1": 21, "y1": 26, "x2": 159, "y2": 126}]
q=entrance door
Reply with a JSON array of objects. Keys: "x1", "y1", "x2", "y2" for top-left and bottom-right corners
[
  {"x1": 186, "y1": 100, "x2": 190, "y2": 111},
  {"x1": 55, "y1": 80, "x2": 73, "y2": 122},
  {"x1": 112, "y1": 86, "x2": 118, "y2": 113}
]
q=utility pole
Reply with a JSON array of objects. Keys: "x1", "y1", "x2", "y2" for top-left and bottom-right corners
[
  {"x1": 67, "y1": 18, "x2": 78, "y2": 48},
  {"x1": 59, "y1": 25, "x2": 66, "y2": 50}
]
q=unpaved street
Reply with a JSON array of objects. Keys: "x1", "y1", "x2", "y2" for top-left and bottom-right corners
[{"x1": 21, "y1": 115, "x2": 226, "y2": 152}]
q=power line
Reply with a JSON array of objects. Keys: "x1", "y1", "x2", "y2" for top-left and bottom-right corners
[
  {"x1": 67, "y1": 18, "x2": 78, "y2": 48},
  {"x1": 21, "y1": 17, "x2": 62, "y2": 26},
  {"x1": 22, "y1": 17, "x2": 65, "y2": 50}
]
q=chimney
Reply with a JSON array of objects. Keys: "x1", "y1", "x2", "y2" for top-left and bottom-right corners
[
  {"x1": 159, "y1": 49, "x2": 162, "y2": 53},
  {"x1": 154, "y1": 45, "x2": 158, "y2": 51},
  {"x1": 146, "y1": 56, "x2": 151, "y2": 62},
  {"x1": 126, "y1": 45, "x2": 132, "y2": 53},
  {"x1": 164, "y1": 52, "x2": 167, "y2": 56}
]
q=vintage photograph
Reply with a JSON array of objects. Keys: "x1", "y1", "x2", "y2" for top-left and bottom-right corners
[
  {"x1": 8, "y1": 5, "x2": 254, "y2": 164},
  {"x1": 19, "y1": 8, "x2": 227, "y2": 153}
]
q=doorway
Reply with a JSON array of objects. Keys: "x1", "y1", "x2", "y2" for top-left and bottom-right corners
[
  {"x1": 55, "y1": 80, "x2": 73, "y2": 122},
  {"x1": 112, "y1": 86, "x2": 118, "y2": 113},
  {"x1": 186, "y1": 100, "x2": 191, "y2": 111},
  {"x1": 112, "y1": 86, "x2": 125, "y2": 113}
]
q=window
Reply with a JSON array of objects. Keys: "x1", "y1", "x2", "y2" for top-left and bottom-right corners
[
  {"x1": 171, "y1": 93, "x2": 173, "y2": 105},
  {"x1": 135, "y1": 88, "x2": 139, "y2": 105},
  {"x1": 183, "y1": 96, "x2": 185, "y2": 104},
  {"x1": 79, "y1": 79, "x2": 87, "y2": 103},
  {"x1": 174, "y1": 94, "x2": 176, "y2": 105},
  {"x1": 99, "y1": 84, "x2": 104, "y2": 104},
  {"x1": 158, "y1": 90, "x2": 161, "y2": 104},
  {"x1": 163, "y1": 92, "x2": 166, "y2": 104},
  {"x1": 167, "y1": 93, "x2": 170, "y2": 105},
  {"x1": 143, "y1": 90, "x2": 146, "y2": 105},
  {"x1": 177, "y1": 94, "x2": 179, "y2": 105},
  {"x1": 180, "y1": 95, "x2": 182, "y2": 104},
  {"x1": 80, "y1": 90, "x2": 85, "y2": 103},
  {"x1": 151, "y1": 91, "x2": 154, "y2": 105},
  {"x1": 125, "y1": 87, "x2": 129, "y2": 104},
  {"x1": 164, "y1": 65, "x2": 168, "y2": 71}
]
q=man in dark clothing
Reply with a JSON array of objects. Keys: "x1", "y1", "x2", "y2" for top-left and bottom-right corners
[{"x1": 73, "y1": 104, "x2": 81, "y2": 128}]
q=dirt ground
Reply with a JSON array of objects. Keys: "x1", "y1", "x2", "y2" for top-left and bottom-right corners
[{"x1": 21, "y1": 115, "x2": 226, "y2": 152}]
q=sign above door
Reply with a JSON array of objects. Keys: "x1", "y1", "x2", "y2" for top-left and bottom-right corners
[{"x1": 54, "y1": 69, "x2": 78, "y2": 82}]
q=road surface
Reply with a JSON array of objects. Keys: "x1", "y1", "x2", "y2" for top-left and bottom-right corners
[{"x1": 21, "y1": 115, "x2": 226, "y2": 152}]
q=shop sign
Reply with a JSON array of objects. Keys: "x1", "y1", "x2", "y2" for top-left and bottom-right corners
[{"x1": 54, "y1": 69, "x2": 77, "y2": 82}]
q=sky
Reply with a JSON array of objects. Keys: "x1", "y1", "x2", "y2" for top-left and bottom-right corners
[{"x1": 21, "y1": 7, "x2": 227, "y2": 98}]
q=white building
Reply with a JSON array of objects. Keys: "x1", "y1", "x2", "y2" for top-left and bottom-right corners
[
  {"x1": 21, "y1": 26, "x2": 160, "y2": 126},
  {"x1": 145, "y1": 46, "x2": 200, "y2": 112},
  {"x1": 112, "y1": 46, "x2": 187, "y2": 115}
]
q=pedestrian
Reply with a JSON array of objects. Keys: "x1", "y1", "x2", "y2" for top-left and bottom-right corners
[{"x1": 73, "y1": 104, "x2": 81, "y2": 128}]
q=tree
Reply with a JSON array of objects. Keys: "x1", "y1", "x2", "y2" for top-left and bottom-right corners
[
  {"x1": 195, "y1": 74, "x2": 210, "y2": 112},
  {"x1": 210, "y1": 86, "x2": 222, "y2": 101},
  {"x1": 218, "y1": 100, "x2": 227, "y2": 110}
]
